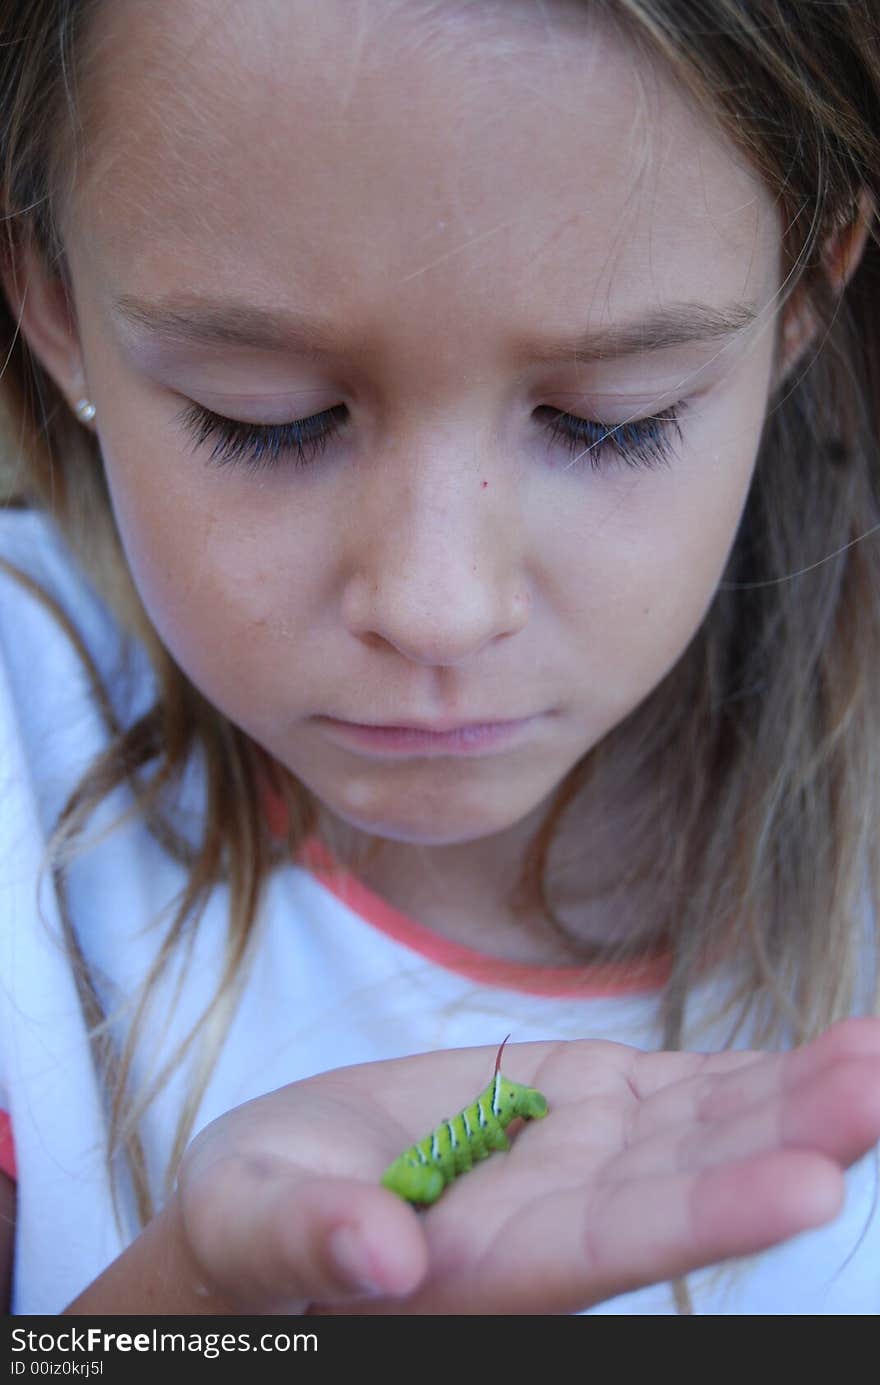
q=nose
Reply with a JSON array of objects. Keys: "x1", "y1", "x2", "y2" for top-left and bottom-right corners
[{"x1": 340, "y1": 427, "x2": 530, "y2": 667}]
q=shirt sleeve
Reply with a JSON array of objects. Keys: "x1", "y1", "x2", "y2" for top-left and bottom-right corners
[{"x1": 0, "y1": 1113, "x2": 16, "y2": 1181}]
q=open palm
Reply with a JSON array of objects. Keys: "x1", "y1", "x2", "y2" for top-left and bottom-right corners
[{"x1": 178, "y1": 1019, "x2": 880, "y2": 1314}]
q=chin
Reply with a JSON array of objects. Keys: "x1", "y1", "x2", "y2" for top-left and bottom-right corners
[{"x1": 325, "y1": 796, "x2": 521, "y2": 849}]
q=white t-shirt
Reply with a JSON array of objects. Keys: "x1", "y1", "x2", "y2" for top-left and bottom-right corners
[{"x1": 0, "y1": 507, "x2": 877, "y2": 1315}]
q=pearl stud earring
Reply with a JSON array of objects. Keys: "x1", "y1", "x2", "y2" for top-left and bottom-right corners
[{"x1": 74, "y1": 398, "x2": 96, "y2": 423}]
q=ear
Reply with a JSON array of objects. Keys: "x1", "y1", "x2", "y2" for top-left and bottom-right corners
[
  {"x1": 0, "y1": 231, "x2": 94, "y2": 427},
  {"x1": 773, "y1": 187, "x2": 875, "y2": 388}
]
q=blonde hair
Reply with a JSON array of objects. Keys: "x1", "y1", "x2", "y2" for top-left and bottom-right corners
[{"x1": 1, "y1": 1, "x2": 879, "y2": 1310}]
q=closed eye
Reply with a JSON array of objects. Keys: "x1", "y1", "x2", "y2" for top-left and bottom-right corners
[
  {"x1": 175, "y1": 400, "x2": 349, "y2": 471},
  {"x1": 175, "y1": 399, "x2": 684, "y2": 473},
  {"x1": 536, "y1": 404, "x2": 683, "y2": 470}
]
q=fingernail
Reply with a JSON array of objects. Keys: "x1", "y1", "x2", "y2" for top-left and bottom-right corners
[{"x1": 328, "y1": 1226, "x2": 385, "y2": 1296}]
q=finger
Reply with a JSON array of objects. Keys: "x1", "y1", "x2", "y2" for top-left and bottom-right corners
[
  {"x1": 180, "y1": 1155, "x2": 428, "y2": 1312},
  {"x1": 630, "y1": 1017, "x2": 880, "y2": 1143},
  {"x1": 578, "y1": 1147, "x2": 846, "y2": 1306},
  {"x1": 617, "y1": 1052, "x2": 880, "y2": 1181},
  {"x1": 699, "y1": 1017, "x2": 880, "y2": 1122},
  {"x1": 323, "y1": 1146, "x2": 845, "y2": 1314}
]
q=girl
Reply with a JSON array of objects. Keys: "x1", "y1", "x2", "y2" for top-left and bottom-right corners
[{"x1": 0, "y1": 0, "x2": 879, "y2": 1316}]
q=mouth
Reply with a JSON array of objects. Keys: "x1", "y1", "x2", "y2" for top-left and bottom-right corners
[{"x1": 312, "y1": 715, "x2": 542, "y2": 758}]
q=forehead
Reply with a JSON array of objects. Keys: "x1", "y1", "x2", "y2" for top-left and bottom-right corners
[{"x1": 70, "y1": 0, "x2": 779, "y2": 319}]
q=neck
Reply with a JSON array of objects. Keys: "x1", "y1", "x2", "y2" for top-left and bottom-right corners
[{"x1": 311, "y1": 746, "x2": 668, "y2": 965}]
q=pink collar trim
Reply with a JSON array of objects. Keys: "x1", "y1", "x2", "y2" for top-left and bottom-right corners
[{"x1": 292, "y1": 834, "x2": 669, "y2": 998}]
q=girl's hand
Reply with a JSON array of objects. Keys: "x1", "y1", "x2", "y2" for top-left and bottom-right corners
[{"x1": 177, "y1": 1018, "x2": 880, "y2": 1314}]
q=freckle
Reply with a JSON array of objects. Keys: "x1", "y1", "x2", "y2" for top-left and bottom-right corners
[{"x1": 481, "y1": 480, "x2": 488, "y2": 489}]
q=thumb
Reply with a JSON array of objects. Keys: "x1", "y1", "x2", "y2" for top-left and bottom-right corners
[{"x1": 179, "y1": 1157, "x2": 429, "y2": 1312}]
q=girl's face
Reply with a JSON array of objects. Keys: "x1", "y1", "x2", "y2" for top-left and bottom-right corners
[{"x1": 45, "y1": 0, "x2": 783, "y2": 848}]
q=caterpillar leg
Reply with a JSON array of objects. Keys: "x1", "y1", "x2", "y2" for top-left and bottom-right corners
[{"x1": 486, "y1": 1120, "x2": 511, "y2": 1153}]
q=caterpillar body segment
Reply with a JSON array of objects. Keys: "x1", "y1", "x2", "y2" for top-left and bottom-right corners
[{"x1": 381, "y1": 1038, "x2": 549, "y2": 1205}]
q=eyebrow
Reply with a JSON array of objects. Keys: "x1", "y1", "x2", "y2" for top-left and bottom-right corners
[
  {"x1": 111, "y1": 293, "x2": 760, "y2": 360},
  {"x1": 113, "y1": 294, "x2": 350, "y2": 357},
  {"x1": 529, "y1": 299, "x2": 760, "y2": 362}
]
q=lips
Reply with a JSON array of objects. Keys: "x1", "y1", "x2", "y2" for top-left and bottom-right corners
[
  {"x1": 313, "y1": 714, "x2": 541, "y2": 757},
  {"x1": 340, "y1": 718, "x2": 527, "y2": 733}
]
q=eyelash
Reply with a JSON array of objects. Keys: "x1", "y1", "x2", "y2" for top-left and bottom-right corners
[{"x1": 175, "y1": 400, "x2": 683, "y2": 474}]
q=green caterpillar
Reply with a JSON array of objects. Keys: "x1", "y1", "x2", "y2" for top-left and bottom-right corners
[{"x1": 381, "y1": 1036, "x2": 549, "y2": 1205}]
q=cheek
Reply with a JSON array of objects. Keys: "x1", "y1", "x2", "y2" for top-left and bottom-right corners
[
  {"x1": 649, "y1": 476, "x2": 757, "y2": 638},
  {"x1": 602, "y1": 492, "x2": 739, "y2": 665},
  {"x1": 558, "y1": 395, "x2": 764, "y2": 700},
  {"x1": 96, "y1": 438, "x2": 322, "y2": 704}
]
